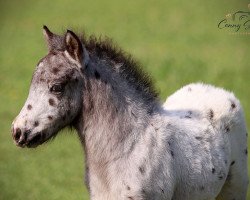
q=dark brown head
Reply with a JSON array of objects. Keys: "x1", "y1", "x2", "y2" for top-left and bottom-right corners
[{"x1": 11, "y1": 26, "x2": 89, "y2": 148}]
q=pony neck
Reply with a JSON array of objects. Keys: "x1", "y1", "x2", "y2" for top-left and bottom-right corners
[{"x1": 76, "y1": 58, "x2": 159, "y2": 161}]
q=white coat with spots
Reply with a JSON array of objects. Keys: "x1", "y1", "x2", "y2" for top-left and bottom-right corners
[{"x1": 161, "y1": 83, "x2": 248, "y2": 200}]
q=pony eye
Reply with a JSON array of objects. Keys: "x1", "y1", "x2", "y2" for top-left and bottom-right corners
[{"x1": 50, "y1": 84, "x2": 64, "y2": 93}]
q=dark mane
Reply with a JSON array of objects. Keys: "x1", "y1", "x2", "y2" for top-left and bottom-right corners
[{"x1": 79, "y1": 33, "x2": 159, "y2": 101}]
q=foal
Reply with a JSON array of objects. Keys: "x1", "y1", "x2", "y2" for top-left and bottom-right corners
[{"x1": 12, "y1": 26, "x2": 248, "y2": 200}]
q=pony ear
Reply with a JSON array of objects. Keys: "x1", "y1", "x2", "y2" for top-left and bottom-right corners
[
  {"x1": 65, "y1": 30, "x2": 84, "y2": 64},
  {"x1": 43, "y1": 25, "x2": 65, "y2": 51},
  {"x1": 43, "y1": 25, "x2": 53, "y2": 40}
]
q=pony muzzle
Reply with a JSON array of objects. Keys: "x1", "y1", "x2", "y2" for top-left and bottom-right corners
[{"x1": 11, "y1": 120, "x2": 42, "y2": 148}]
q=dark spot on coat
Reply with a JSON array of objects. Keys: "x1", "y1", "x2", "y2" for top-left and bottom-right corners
[
  {"x1": 230, "y1": 161, "x2": 235, "y2": 166},
  {"x1": 27, "y1": 104, "x2": 32, "y2": 110},
  {"x1": 212, "y1": 168, "x2": 215, "y2": 174},
  {"x1": 52, "y1": 67, "x2": 60, "y2": 74},
  {"x1": 40, "y1": 78, "x2": 45, "y2": 82},
  {"x1": 62, "y1": 115, "x2": 66, "y2": 121},
  {"x1": 218, "y1": 176, "x2": 224, "y2": 180},
  {"x1": 231, "y1": 102, "x2": 236, "y2": 109},
  {"x1": 184, "y1": 111, "x2": 192, "y2": 118},
  {"x1": 34, "y1": 121, "x2": 39, "y2": 127},
  {"x1": 48, "y1": 116, "x2": 53, "y2": 120},
  {"x1": 225, "y1": 125, "x2": 230, "y2": 133},
  {"x1": 188, "y1": 87, "x2": 192, "y2": 91},
  {"x1": 161, "y1": 189, "x2": 165, "y2": 193},
  {"x1": 128, "y1": 197, "x2": 134, "y2": 200},
  {"x1": 48, "y1": 98, "x2": 55, "y2": 106},
  {"x1": 94, "y1": 71, "x2": 100, "y2": 79},
  {"x1": 126, "y1": 186, "x2": 130, "y2": 190},
  {"x1": 170, "y1": 150, "x2": 174, "y2": 157},
  {"x1": 208, "y1": 109, "x2": 214, "y2": 120},
  {"x1": 139, "y1": 166, "x2": 145, "y2": 174},
  {"x1": 245, "y1": 148, "x2": 248, "y2": 155},
  {"x1": 195, "y1": 136, "x2": 202, "y2": 140},
  {"x1": 225, "y1": 160, "x2": 228, "y2": 165}
]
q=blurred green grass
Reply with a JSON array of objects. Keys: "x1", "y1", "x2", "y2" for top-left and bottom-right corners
[{"x1": 0, "y1": 0, "x2": 249, "y2": 199}]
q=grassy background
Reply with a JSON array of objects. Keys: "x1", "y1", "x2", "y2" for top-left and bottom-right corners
[{"x1": 0, "y1": 0, "x2": 250, "y2": 199}]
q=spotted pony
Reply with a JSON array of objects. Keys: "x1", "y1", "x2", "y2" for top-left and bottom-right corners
[{"x1": 12, "y1": 26, "x2": 248, "y2": 200}]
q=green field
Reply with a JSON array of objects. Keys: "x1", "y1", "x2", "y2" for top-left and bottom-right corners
[{"x1": 0, "y1": 0, "x2": 249, "y2": 199}]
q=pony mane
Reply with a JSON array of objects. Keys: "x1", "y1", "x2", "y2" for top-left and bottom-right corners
[{"x1": 80, "y1": 33, "x2": 159, "y2": 102}]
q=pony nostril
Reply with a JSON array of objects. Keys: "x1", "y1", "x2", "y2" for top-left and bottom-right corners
[
  {"x1": 13, "y1": 128, "x2": 22, "y2": 141},
  {"x1": 13, "y1": 128, "x2": 31, "y2": 147}
]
